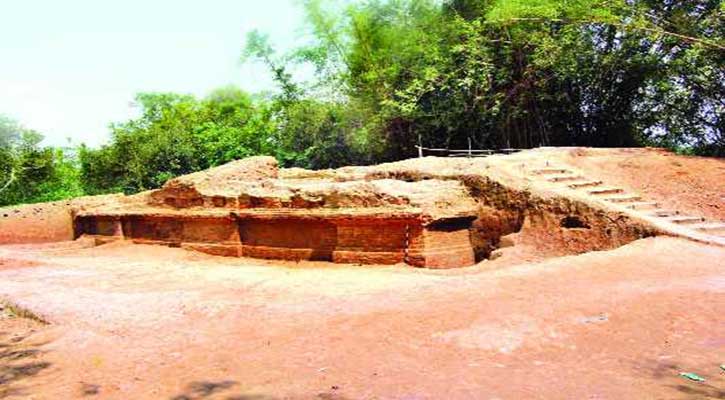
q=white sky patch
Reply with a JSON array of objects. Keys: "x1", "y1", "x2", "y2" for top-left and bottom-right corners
[{"x1": 0, "y1": 0, "x2": 314, "y2": 147}]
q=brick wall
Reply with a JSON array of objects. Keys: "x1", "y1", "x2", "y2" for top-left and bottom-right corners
[
  {"x1": 239, "y1": 219, "x2": 337, "y2": 261},
  {"x1": 73, "y1": 214, "x2": 477, "y2": 268},
  {"x1": 422, "y1": 228, "x2": 475, "y2": 268},
  {"x1": 333, "y1": 219, "x2": 411, "y2": 264}
]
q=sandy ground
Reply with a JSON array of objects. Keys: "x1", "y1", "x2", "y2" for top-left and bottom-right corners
[{"x1": 0, "y1": 238, "x2": 723, "y2": 399}]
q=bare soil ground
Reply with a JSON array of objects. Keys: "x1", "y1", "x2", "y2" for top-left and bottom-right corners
[
  {"x1": 1, "y1": 148, "x2": 724, "y2": 399},
  {"x1": 0, "y1": 237, "x2": 723, "y2": 399},
  {"x1": 560, "y1": 147, "x2": 725, "y2": 220}
]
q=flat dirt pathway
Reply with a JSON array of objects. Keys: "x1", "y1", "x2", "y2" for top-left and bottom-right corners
[{"x1": 0, "y1": 237, "x2": 723, "y2": 399}]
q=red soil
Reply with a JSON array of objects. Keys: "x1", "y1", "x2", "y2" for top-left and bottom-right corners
[
  {"x1": 562, "y1": 147, "x2": 725, "y2": 220},
  {"x1": 0, "y1": 148, "x2": 723, "y2": 399},
  {"x1": 0, "y1": 201, "x2": 74, "y2": 244},
  {"x1": 0, "y1": 194, "x2": 125, "y2": 244},
  {"x1": 0, "y1": 237, "x2": 723, "y2": 399}
]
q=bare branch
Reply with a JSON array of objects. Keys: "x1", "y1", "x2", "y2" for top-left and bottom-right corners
[{"x1": 0, "y1": 167, "x2": 17, "y2": 194}]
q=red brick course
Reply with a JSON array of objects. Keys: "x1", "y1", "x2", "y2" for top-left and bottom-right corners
[{"x1": 73, "y1": 213, "x2": 477, "y2": 268}]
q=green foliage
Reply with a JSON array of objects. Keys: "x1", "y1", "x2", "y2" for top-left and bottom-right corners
[
  {"x1": 485, "y1": 0, "x2": 622, "y2": 23},
  {"x1": 243, "y1": 31, "x2": 300, "y2": 103},
  {"x1": 274, "y1": 99, "x2": 368, "y2": 168},
  {"x1": 67, "y1": 80, "x2": 377, "y2": 200},
  {"x1": 3, "y1": 0, "x2": 724, "y2": 207},
  {"x1": 0, "y1": 116, "x2": 82, "y2": 206},
  {"x1": 278, "y1": 0, "x2": 724, "y2": 157},
  {"x1": 31, "y1": 148, "x2": 84, "y2": 203},
  {"x1": 76, "y1": 82, "x2": 372, "y2": 195},
  {"x1": 79, "y1": 89, "x2": 276, "y2": 194}
]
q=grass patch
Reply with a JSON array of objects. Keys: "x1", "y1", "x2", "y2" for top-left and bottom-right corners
[{"x1": 0, "y1": 299, "x2": 49, "y2": 325}]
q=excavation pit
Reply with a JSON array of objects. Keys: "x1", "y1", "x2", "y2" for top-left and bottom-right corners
[
  {"x1": 67, "y1": 153, "x2": 666, "y2": 268},
  {"x1": 74, "y1": 211, "x2": 479, "y2": 268}
]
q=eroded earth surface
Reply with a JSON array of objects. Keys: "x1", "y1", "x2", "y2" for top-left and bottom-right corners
[
  {"x1": 0, "y1": 237, "x2": 723, "y2": 399},
  {"x1": 1, "y1": 148, "x2": 724, "y2": 399}
]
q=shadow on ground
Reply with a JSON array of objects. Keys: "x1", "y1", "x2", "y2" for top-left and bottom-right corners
[
  {"x1": 0, "y1": 327, "x2": 52, "y2": 399},
  {"x1": 642, "y1": 358, "x2": 725, "y2": 399},
  {"x1": 170, "y1": 380, "x2": 352, "y2": 400}
]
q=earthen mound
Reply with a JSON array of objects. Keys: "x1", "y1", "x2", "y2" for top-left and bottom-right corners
[{"x1": 4, "y1": 147, "x2": 723, "y2": 268}]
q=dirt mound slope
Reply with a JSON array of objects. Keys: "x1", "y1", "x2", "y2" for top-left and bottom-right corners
[
  {"x1": 561, "y1": 147, "x2": 725, "y2": 220},
  {"x1": 1, "y1": 148, "x2": 723, "y2": 397},
  {"x1": 170, "y1": 155, "x2": 279, "y2": 187},
  {"x1": 0, "y1": 194, "x2": 125, "y2": 244},
  {"x1": 498, "y1": 147, "x2": 725, "y2": 246},
  {"x1": 84, "y1": 146, "x2": 723, "y2": 225},
  {"x1": 5, "y1": 147, "x2": 723, "y2": 264}
]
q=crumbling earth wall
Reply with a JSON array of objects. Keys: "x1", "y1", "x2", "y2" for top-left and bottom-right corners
[
  {"x1": 460, "y1": 175, "x2": 659, "y2": 260},
  {"x1": 0, "y1": 195, "x2": 122, "y2": 244},
  {"x1": 0, "y1": 201, "x2": 74, "y2": 244},
  {"x1": 7, "y1": 152, "x2": 671, "y2": 268}
]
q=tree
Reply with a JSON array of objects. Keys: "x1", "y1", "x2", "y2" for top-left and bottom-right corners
[
  {"x1": 79, "y1": 88, "x2": 281, "y2": 194},
  {"x1": 0, "y1": 115, "x2": 80, "y2": 206},
  {"x1": 268, "y1": 0, "x2": 725, "y2": 156}
]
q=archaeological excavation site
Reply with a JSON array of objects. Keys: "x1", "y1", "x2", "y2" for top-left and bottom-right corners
[
  {"x1": 59, "y1": 148, "x2": 723, "y2": 268},
  {"x1": 1, "y1": 147, "x2": 723, "y2": 399}
]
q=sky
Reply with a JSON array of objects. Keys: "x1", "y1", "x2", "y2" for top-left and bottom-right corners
[{"x1": 0, "y1": 0, "x2": 312, "y2": 147}]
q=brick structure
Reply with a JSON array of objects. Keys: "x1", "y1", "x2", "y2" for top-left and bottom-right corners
[
  {"x1": 75, "y1": 209, "x2": 476, "y2": 268},
  {"x1": 73, "y1": 156, "x2": 480, "y2": 269}
]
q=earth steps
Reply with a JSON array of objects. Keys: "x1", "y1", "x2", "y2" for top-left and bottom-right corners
[{"x1": 528, "y1": 163, "x2": 725, "y2": 244}]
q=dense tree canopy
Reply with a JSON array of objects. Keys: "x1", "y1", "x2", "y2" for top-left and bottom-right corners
[
  {"x1": 0, "y1": 117, "x2": 82, "y2": 206},
  {"x1": 79, "y1": 89, "x2": 272, "y2": 194},
  {"x1": 1, "y1": 0, "x2": 723, "y2": 206},
  {"x1": 284, "y1": 0, "x2": 724, "y2": 157}
]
